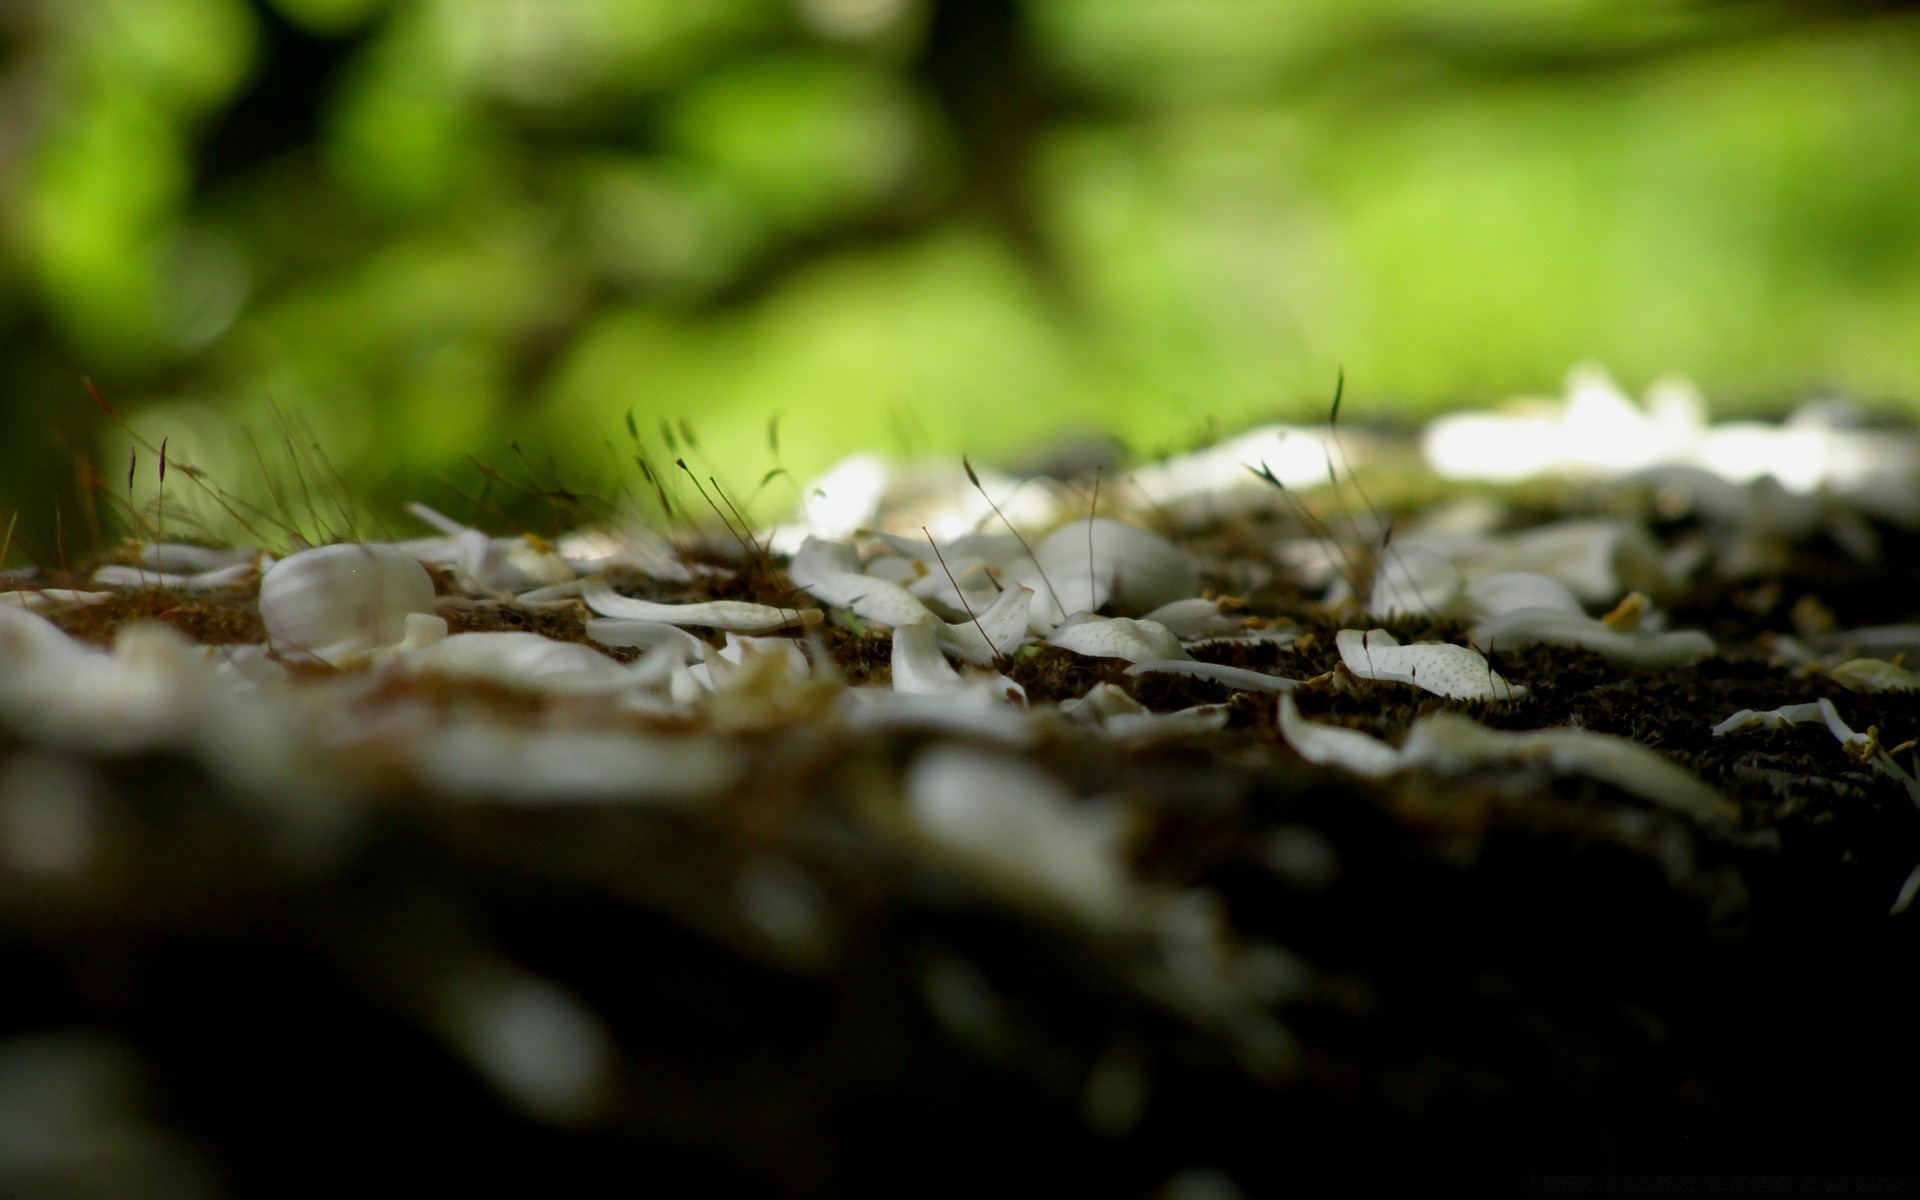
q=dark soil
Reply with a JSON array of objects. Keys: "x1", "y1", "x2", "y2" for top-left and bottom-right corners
[{"x1": 4, "y1": 499, "x2": 1920, "y2": 1195}]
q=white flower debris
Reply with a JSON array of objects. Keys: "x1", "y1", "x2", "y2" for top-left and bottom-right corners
[
  {"x1": 135, "y1": 542, "x2": 255, "y2": 573},
  {"x1": 398, "y1": 503, "x2": 575, "y2": 595},
  {"x1": 92, "y1": 560, "x2": 258, "y2": 591},
  {"x1": 259, "y1": 542, "x2": 439, "y2": 666},
  {"x1": 1123, "y1": 422, "x2": 1364, "y2": 521},
  {"x1": 1422, "y1": 364, "x2": 1920, "y2": 521},
  {"x1": 889, "y1": 619, "x2": 964, "y2": 694},
  {"x1": 1010, "y1": 518, "x2": 1199, "y2": 626},
  {"x1": 1397, "y1": 713, "x2": 1738, "y2": 824},
  {"x1": 387, "y1": 615, "x2": 651, "y2": 695},
  {"x1": 1125, "y1": 660, "x2": 1298, "y2": 694},
  {"x1": 1276, "y1": 695, "x2": 1401, "y2": 779},
  {"x1": 408, "y1": 723, "x2": 738, "y2": 803},
  {"x1": 1048, "y1": 614, "x2": 1188, "y2": 664},
  {"x1": 1469, "y1": 606, "x2": 1715, "y2": 669},
  {"x1": 580, "y1": 578, "x2": 821, "y2": 633},
  {"x1": 1278, "y1": 693, "x2": 1734, "y2": 823},
  {"x1": 905, "y1": 744, "x2": 1134, "y2": 925},
  {"x1": 1334, "y1": 628, "x2": 1525, "y2": 701},
  {"x1": 1826, "y1": 658, "x2": 1920, "y2": 693},
  {"x1": 1710, "y1": 702, "x2": 1828, "y2": 737},
  {"x1": 581, "y1": 618, "x2": 709, "y2": 663},
  {"x1": 0, "y1": 589, "x2": 114, "y2": 608},
  {"x1": 1336, "y1": 518, "x2": 1670, "y2": 617},
  {"x1": 788, "y1": 537, "x2": 1028, "y2": 664},
  {"x1": 1059, "y1": 683, "x2": 1228, "y2": 740},
  {"x1": 1142, "y1": 598, "x2": 1240, "y2": 640},
  {"x1": 1711, "y1": 698, "x2": 1920, "y2": 803},
  {"x1": 1366, "y1": 546, "x2": 1462, "y2": 618}
]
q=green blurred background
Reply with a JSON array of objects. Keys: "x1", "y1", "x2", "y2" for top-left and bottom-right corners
[{"x1": 4, "y1": 0, "x2": 1920, "y2": 553}]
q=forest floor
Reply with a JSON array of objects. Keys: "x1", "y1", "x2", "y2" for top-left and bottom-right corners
[{"x1": 3, "y1": 434, "x2": 1919, "y2": 1197}]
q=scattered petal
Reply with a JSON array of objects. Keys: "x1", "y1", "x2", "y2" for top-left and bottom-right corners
[
  {"x1": 906, "y1": 745, "x2": 1134, "y2": 925},
  {"x1": 1399, "y1": 712, "x2": 1737, "y2": 824},
  {"x1": 1828, "y1": 658, "x2": 1920, "y2": 693},
  {"x1": 1469, "y1": 608, "x2": 1714, "y2": 669},
  {"x1": 1143, "y1": 597, "x2": 1240, "y2": 640},
  {"x1": 581, "y1": 579, "x2": 820, "y2": 632},
  {"x1": 1335, "y1": 628, "x2": 1524, "y2": 701},
  {"x1": 1276, "y1": 694, "x2": 1401, "y2": 779},
  {"x1": 1049, "y1": 616, "x2": 1187, "y2": 664},
  {"x1": 260, "y1": 542, "x2": 438, "y2": 666},
  {"x1": 1126, "y1": 659, "x2": 1298, "y2": 693}
]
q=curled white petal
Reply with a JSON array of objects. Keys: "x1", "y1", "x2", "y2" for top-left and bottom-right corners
[
  {"x1": 940, "y1": 583, "x2": 1033, "y2": 665},
  {"x1": 402, "y1": 503, "x2": 575, "y2": 594},
  {"x1": 93, "y1": 561, "x2": 257, "y2": 592},
  {"x1": 1367, "y1": 546, "x2": 1462, "y2": 617},
  {"x1": 1048, "y1": 616, "x2": 1187, "y2": 664},
  {"x1": 1126, "y1": 659, "x2": 1298, "y2": 693},
  {"x1": 1142, "y1": 598, "x2": 1239, "y2": 640},
  {"x1": 1711, "y1": 702, "x2": 1827, "y2": 737},
  {"x1": 136, "y1": 543, "x2": 254, "y2": 573},
  {"x1": 1276, "y1": 694, "x2": 1401, "y2": 779},
  {"x1": 409, "y1": 723, "x2": 738, "y2": 803},
  {"x1": 789, "y1": 538, "x2": 1025, "y2": 665},
  {"x1": 395, "y1": 624, "x2": 645, "y2": 695},
  {"x1": 1828, "y1": 658, "x2": 1920, "y2": 693},
  {"x1": 581, "y1": 579, "x2": 820, "y2": 632},
  {"x1": 1469, "y1": 608, "x2": 1714, "y2": 669},
  {"x1": 837, "y1": 686, "x2": 1036, "y2": 745},
  {"x1": 260, "y1": 543, "x2": 438, "y2": 666},
  {"x1": 1462, "y1": 571, "x2": 1584, "y2": 618},
  {"x1": 789, "y1": 537, "x2": 935, "y2": 627},
  {"x1": 1398, "y1": 713, "x2": 1736, "y2": 823},
  {"x1": 906, "y1": 744, "x2": 1134, "y2": 925},
  {"x1": 583, "y1": 618, "x2": 708, "y2": 663},
  {"x1": 891, "y1": 619, "x2": 963, "y2": 694},
  {"x1": 0, "y1": 590, "x2": 114, "y2": 608},
  {"x1": 1016, "y1": 518, "x2": 1198, "y2": 626},
  {"x1": 1335, "y1": 628, "x2": 1524, "y2": 701}
]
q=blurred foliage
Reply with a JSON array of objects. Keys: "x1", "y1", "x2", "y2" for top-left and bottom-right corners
[{"x1": 4, "y1": 0, "x2": 1920, "y2": 551}]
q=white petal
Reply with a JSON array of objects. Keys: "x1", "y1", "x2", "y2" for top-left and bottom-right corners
[
  {"x1": 1048, "y1": 616, "x2": 1187, "y2": 664},
  {"x1": 1028, "y1": 518, "x2": 1198, "y2": 620},
  {"x1": 1276, "y1": 694, "x2": 1401, "y2": 778},
  {"x1": 1142, "y1": 598, "x2": 1239, "y2": 640},
  {"x1": 410, "y1": 723, "x2": 738, "y2": 803},
  {"x1": 1335, "y1": 628, "x2": 1524, "y2": 701},
  {"x1": 906, "y1": 745, "x2": 1134, "y2": 925},
  {"x1": 789, "y1": 537, "x2": 934, "y2": 626},
  {"x1": 1125, "y1": 659, "x2": 1298, "y2": 693},
  {"x1": 581, "y1": 579, "x2": 820, "y2": 632},
  {"x1": 1059, "y1": 682, "x2": 1149, "y2": 723},
  {"x1": 838, "y1": 686, "x2": 1036, "y2": 744},
  {"x1": 92, "y1": 561, "x2": 256, "y2": 592},
  {"x1": 891, "y1": 619, "x2": 963, "y2": 694},
  {"x1": 1469, "y1": 608, "x2": 1714, "y2": 669},
  {"x1": 582, "y1": 618, "x2": 708, "y2": 662},
  {"x1": 1710, "y1": 702, "x2": 1828, "y2": 736},
  {"x1": 1828, "y1": 658, "x2": 1920, "y2": 693},
  {"x1": 260, "y1": 543, "x2": 438, "y2": 666},
  {"x1": 1462, "y1": 571, "x2": 1583, "y2": 618},
  {"x1": 397, "y1": 630, "x2": 643, "y2": 694},
  {"x1": 0, "y1": 590, "x2": 114, "y2": 608},
  {"x1": 938, "y1": 583, "x2": 1033, "y2": 665},
  {"x1": 1399, "y1": 713, "x2": 1735, "y2": 823},
  {"x1": 136, "y1": 542, "x2": 254, "y2": 573},
  {"x1": 1367, "y1": 545, "x2": 1461, "y2": 617}
]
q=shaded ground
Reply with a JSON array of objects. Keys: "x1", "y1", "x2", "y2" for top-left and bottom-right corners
[{"x1": 4, "y1": 497, "x2": 1920, "y2": 1196}]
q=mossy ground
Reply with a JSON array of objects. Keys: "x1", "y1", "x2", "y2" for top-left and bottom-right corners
[{"x1": 5, "y1": 496, "x2": 1920, "y2": 1194}]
